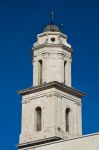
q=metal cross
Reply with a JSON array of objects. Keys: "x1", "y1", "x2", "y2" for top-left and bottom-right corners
[{"x1": 51, "y1": 11, "x2": 54, "y2": 22}]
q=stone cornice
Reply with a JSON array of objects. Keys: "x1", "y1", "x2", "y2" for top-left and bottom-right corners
[
  {"x1": 32, "y1": 44, "x2": 72, "y2": 53},
  {"x1": 37, "y1": 32, "x2": 67, "y2": 39},
  {"x1": 16, "y1": 81, "x2": 86, "y2": 98},
  {"x1": 17, "y1": 137, "x2": 61, "y2": 149}
]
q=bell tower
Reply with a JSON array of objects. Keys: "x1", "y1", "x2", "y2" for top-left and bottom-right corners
[
  {"x1": 33, "y1": 24, "x2": 72, "y2": 87},
  {"x1": 17, "y1": 22, "x2": 85, "y2": 149}
]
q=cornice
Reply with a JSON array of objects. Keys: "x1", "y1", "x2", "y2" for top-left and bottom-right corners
[
  {"x1": 37, "y1": 32, "x2": 67, "y2": 39},
  {"x1": 32, "y1": 44, "x2": 72, "y2": 53},
  {"x1": 17, "y1": 81, "x2": 86, "y2": 98}
]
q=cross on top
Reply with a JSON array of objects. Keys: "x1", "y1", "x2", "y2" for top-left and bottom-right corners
[{"x1": 51, "y1": 11, "x2": 54, "y2": 22}]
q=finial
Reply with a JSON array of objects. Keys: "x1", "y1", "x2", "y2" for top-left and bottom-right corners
[{"x1": 51, "y1": 11, "x2": 54, "y2": 23}]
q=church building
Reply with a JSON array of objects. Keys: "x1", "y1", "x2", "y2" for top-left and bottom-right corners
[{"x1": 17, "y1": 21, "x2": 99, "y2": 150}]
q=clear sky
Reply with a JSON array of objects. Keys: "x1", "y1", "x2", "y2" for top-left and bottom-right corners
[{"x1": 0, "y1": 0, "x2": 99, "y2": 149}]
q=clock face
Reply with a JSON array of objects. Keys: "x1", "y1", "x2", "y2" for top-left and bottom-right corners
[{"x1": 51, "y1": 37, "x2": 55, "y2": 42}]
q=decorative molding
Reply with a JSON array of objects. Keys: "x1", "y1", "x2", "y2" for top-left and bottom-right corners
[
  {"x1": 42, "y1": 52, "x2": 50, "y2": 58},
  {"x1": 17, "y1": 81, "x2": 86, "y2": 98},
  {"x1": 33, "y1": 44, "x2": 72, "y2": 53},
  {"x1": 46, "y1": 92, "x2": 62, "y2": 99},
  {"x1": 58, "y1": 95, "x2": 62, "y2": 99},
  {"x1": 74, "y1": 100, "x2": 81, "y2": 106},
  {"x1": 22, "y1": 99, "x2": 30, "y2": 104},
  {"x1": 57, "y1": 53, "x2": 65, "y2": 59},
  {"x1": 46, "y1": 93, "x2": 51, "y2": 98},
  {"x1": 32, "y1": 56, "x2": 37, "y2": 63}
]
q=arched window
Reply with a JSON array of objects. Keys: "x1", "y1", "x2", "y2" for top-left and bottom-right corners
[
  {"x1": 38, "y1": 60, "x2": 42, "y2": 85},
  {"x1": 66, "y1": 108, "x2": 70, "y2": 132},
  {"x1": 64, "y1": 61, "x2": 66, "y2": 83},
  {"x1": 35, "y1": 107, "x2": 42, "y2": 131}
]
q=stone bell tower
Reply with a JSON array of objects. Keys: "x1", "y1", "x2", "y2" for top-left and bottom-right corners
[
  {"x1": 33, "y1": 24, "x2": 72, "y2": 87},
  {"x1": 17, "y1": 22, "x2": 85, "y2": 149}
]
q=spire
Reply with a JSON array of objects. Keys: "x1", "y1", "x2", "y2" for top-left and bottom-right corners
[
  {"x1": 51, "y1": 11, "x2": 54, "y2": 23},
  {"x1": 43, "y1": 11, "x2": 61, "y2": 32}
]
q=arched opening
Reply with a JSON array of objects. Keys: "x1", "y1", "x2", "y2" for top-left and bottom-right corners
[
  {"x1": 38, "y1": 60, "x2": 42, "y2": 85},
  {"x1": 35, "y1": 107, "x2": 42, "y2": 131},
  {"x1": 66, "y1": 108, "x2": 70, "y2": 132},
  {"x1": 64, "y1": 61, "x2": 66, "y2": 83}
]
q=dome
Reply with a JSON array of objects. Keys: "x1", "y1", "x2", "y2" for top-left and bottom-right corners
[{"x1": 43, "y1": 24, "x2": 61, "y2": 32}]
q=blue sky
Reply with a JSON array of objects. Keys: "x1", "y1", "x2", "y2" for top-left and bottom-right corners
[{"x1": 0, "y1": 0, "x2": 99, "y2": 149}]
